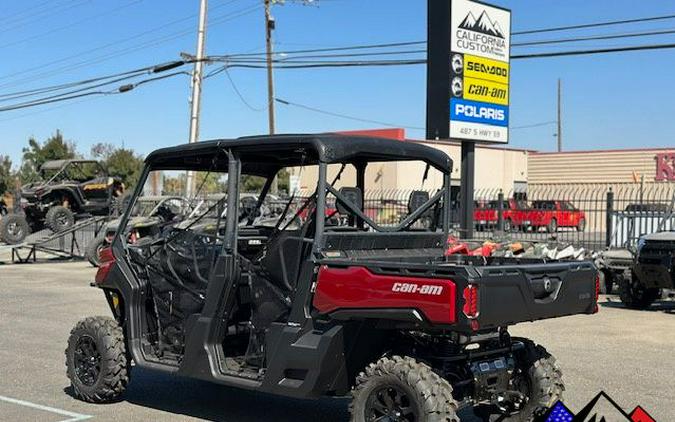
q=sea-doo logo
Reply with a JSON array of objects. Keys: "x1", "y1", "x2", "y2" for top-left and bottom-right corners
[
  {"x1": 392, "y1": 282, "x2": 444, "y2": 296},
  {"x1": 466, "y1": 61, "x2": 508, "y2": 78}
]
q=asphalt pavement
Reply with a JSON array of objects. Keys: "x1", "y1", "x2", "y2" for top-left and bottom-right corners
[{"x1": 0, "y1": 258, "x2": 672, "y2": 422}]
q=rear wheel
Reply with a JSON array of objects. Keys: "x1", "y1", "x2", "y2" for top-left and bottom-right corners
[
  {"x1": 546, "y1": 219, "x2": 557, "y2": 233},
  {"x1": 65, "y1": 316, "x2": 129, "y2": 403},
  {"x1": 619, "y1": 272, "x2": 660, "y2": 309},
  {"x1": 45, "y1": 205, "x2": 74, "y2": 232},
  {"x1": 491, "y1": 340, "x2": 563, "y2": 421},
  {"x1": 0, "y1": 214, "x2": 30, "y2": 244},
  {"x1": 350, "y1": 355, "x2": 459, "y2": 422}
]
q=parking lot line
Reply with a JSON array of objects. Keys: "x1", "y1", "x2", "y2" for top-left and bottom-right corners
[{"x1": 0, "y1": 395, "x2": 92, "y2": 422}]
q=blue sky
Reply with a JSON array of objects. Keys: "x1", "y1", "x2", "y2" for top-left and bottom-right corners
[{"x1": 1, "y1": 0, "x2": 674, "y2": 167}]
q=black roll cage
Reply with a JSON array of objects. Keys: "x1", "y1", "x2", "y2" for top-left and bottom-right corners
[{"x1": 115, "y1": 142, "x2": 452, "y2": 259}]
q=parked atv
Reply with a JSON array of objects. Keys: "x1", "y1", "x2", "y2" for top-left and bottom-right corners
[
  {"x1": 0, "y1": 160, "x2": 123, "y2": 244},
  {"x1": 619, "y1": 230, "x2": 673, "y2": 309},
  {"x1": 65, "y1": 135, "x2": 598, "y2": 421}
]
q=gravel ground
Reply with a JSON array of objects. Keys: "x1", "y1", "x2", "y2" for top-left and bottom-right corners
[{"x1": 0, "y1": 257, "x2": 672, "y2": 421}]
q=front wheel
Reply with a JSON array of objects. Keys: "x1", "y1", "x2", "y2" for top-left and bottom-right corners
[
  {"x1": 618, "y1": 272, "x2": 660, "y2": 309},
  {"x1": 65, "y1": 316, "x2": 129, "y2": 403},
  {"x1": 0, "y1": 214, "x2": 30, "y2": 244},
  {"x1": 351, "y1": 356, "x2": 459, "y2": 422}
]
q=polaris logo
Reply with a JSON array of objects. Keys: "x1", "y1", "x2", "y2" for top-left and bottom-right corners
[
  {"x1": 455, "y1": 103, "x2": 505, "y2": 121},
  {"x1": 392, "y1": 282, "x2": 443, "y2": 296}
]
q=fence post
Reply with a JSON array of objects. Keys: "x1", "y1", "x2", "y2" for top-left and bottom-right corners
[
  {"x1": 497, "y1": 190, "x2": 504, "y2": 232},
  {"x1": 606, "y1": 188, "x2": 614, "y2": 248}
]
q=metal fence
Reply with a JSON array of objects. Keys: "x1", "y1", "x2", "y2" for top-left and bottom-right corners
[
  {"x1": 295, "y1": 183, "x2": 674, "y2": 252},
  {"x1": 471, "y1": 183, "x2": 674, "y2": 251}
]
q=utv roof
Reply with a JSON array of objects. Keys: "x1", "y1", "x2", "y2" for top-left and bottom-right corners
[
  {"x1": 40, "y1": 159, "x2": 99, "y2": 171},
  {"x1": 145, "y1": 134, "x2": 452, "y2": 175}
]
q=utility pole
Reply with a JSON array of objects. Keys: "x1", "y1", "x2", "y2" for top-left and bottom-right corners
[
  {"x1": 557, "y1": 78, "x2": 562, "y2": 152},
  {"x1": 264, "y1": 0, "x2": 278, "y2": 194},
  {"x1": 186, "y1": 0, "x2": 208, "y2": 198}
]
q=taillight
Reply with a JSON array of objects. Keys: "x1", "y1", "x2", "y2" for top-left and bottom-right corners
[
  {"x1": 99, "y1": 247, "x2": 114, "y2": 264},
  {"x1": 463, "y1": 284, "x2": 480, "y2": 323},
  {"x1": 94, "y1": 247, "x2": 116, "y2": 285},
  {"x1": 593, "y1": 273, "x2": 600, "y2": 313}
]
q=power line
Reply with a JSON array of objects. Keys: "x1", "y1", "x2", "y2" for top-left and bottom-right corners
[
  {"x1": 275, "y1": 97, "x2": 424, "y2": 130},
  {"x1": 221, "y1": 67, "x2": 266, "y2": 112},
  {"x1": 0, "y1": 0, "x2": 92, "y2": 34},
  {"x1": 511, "y1": 42, "x2": 675, "y2": 59},
  {"x1": 512, "y1": 27, "x2": 675, "y2": 47},
  {"x1": 511, "y1": 121, "x2": 556, "y2": 130},
  {"x1": 0, "y1": 71, "x2": 188, "y2": 112},
  {"x1": 0, "y1": 61, "x2": 187, "y2": 102},
  {"x1": 512, "y1": 13, "x2": 675, "y2": 35},
  {"x1": 0, "y1": 0, "x2": 144, "y2": 50},
  {"x1": 0, "y1": 0, "x2": 252, "y2": 89}
]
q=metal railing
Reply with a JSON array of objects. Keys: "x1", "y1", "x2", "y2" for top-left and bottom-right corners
[{"x1": 292, "y1": 183, "x2": 674, "y2": 251}]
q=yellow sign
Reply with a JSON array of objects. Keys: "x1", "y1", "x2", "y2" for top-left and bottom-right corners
[
  {"x1": 464, "y1": 54, "x2": 509, "y2": 84},
  {"x1": 463, "y1": 76, "x2": 509, "y2": 105}
]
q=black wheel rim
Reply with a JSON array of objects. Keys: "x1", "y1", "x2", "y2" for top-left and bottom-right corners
[
  {"x1": 365, "y1": 385, "x2": 418, "y2": 422},
  {"x1": 74, "y1": 335, "x2": 101, "y2": 386},
  {"x1": 56, "y1": 211, "x2": 70, "y2": 227}
]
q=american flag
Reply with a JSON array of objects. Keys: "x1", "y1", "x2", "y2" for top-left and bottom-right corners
[{"x1": 545, "y1": 401, "x2": 574, "y2": 422}]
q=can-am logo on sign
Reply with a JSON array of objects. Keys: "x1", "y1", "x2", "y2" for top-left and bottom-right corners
[{"x1": 451, "y1": 0, "x2": 511, "y2": 62}]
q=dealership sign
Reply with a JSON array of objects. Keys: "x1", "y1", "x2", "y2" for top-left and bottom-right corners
[
  {"x1": 449, "y1": 0, "x2": 511, "y2": 143},
  {"x1": 655, "y1": 152, "x2": 675, "y2": 181}
]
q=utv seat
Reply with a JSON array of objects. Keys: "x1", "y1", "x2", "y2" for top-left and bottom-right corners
[
  {"x1": 258, "y1": 229, "x2": 308, "y2": 293},
  {"x1": 336, "y1": 186, "x2": 363, "y2": 227}
]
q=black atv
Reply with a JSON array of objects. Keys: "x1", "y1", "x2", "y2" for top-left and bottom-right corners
[
  {"x1": 0, "y1": 159, "x2": 123, "y2": 244},
  {"x1": 65, "y1": 135, "x2": 598, "y2": 421}
]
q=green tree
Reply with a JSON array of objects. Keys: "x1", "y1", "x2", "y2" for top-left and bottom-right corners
[
  {"x1": 91, "y1": 143, "x2": 144, "y2": 190},
  {"x1": 19, "y1": 130, "x2": 76, "y2": 182},
  {"x1": 0, "y1": 155, "x2": 13, "y2": 194}
]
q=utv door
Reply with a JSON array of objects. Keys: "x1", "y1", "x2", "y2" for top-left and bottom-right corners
[{"x1": 176, "y1": 151, "x2": 244, "y2": 381}]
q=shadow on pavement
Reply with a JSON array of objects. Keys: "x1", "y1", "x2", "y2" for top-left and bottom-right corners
[
  {"x1": 66, "y1": 367, "x2": 481, "y2": 421},
  {"x1": 600, "y1": 297, "x2": 675, "y2": 314}
]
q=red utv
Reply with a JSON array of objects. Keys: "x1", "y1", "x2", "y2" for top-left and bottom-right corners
[{"x1": 65, "y1": 135, "x2": 598, "y2": 421}]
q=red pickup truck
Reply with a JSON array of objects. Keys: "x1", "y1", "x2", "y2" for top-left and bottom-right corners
[
  {"x1": 474, "y1": 199, "x2": 585, "y2": 233},
  {"x1": 527, "y1": 200, "x2": 586, "y2": 232},
  {"x1": 474, "y1": 199, "x2": 530, "y2": 232}
]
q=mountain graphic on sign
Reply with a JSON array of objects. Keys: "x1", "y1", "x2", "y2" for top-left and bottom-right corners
[
  {"x1": 572, "y1": 391, "x2": 632, "y2": 421},
  {"x1": 459, "y1": 10, "x2": 504, "y2": 38}
]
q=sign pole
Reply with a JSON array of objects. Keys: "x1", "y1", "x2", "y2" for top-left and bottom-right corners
[
  {"x1": 426, "y1": 0, "x2": 510, "y2": 240},
  {"x1": 460, "y1": 142, "x2": 475, "y2": 238}
]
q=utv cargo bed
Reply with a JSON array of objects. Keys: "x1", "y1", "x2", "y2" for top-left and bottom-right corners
[{"x1": 315, "y1": 256, "x2": 598, "y2": 333}]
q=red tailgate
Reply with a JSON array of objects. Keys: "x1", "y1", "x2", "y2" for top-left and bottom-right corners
[{"x1": 313, "y1": 266, "x2": 456, "y2": 324}]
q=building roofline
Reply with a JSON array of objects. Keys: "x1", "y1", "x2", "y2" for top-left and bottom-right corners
[{"x1": 531, "y1": 147, "x2": 673, "y2": 155}]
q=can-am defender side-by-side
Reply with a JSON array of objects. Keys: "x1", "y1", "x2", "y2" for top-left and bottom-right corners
[
  {"x1": 0, "y1": 159, "x2": 124, "y2": 244},
  {"x1": 65, "y1": 135, "x2": 598, "y2": 421}
]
